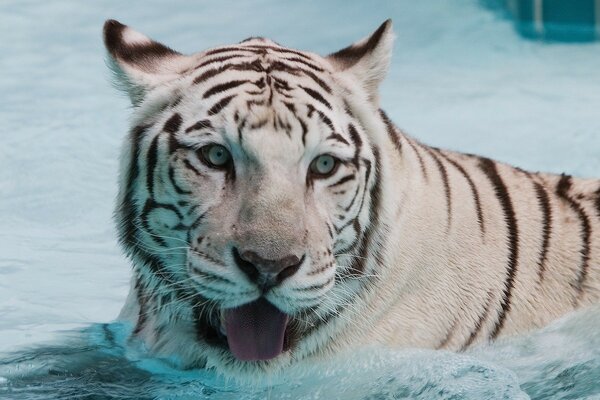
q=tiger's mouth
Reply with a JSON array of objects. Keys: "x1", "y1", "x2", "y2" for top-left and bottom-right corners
[{"x1": 200, "y1": 298, "x2": 300, "y2": 361}]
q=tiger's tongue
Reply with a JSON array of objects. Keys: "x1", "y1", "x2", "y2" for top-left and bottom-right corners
[{"x1": 224, "y1": 298, "x2": 289, "y2": 361}]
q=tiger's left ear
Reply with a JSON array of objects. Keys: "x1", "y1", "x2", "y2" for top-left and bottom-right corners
[
  {"x1": 327, "y1": 20, "x2": 394, "y2": 104},
  {"x1": 103, "y1": 19, "x2": 195, "y2": 105}
]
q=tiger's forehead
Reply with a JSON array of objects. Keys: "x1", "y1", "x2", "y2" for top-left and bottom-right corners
[{"x1": 169, "y1": 39, "x2": 349, "y2": 162}]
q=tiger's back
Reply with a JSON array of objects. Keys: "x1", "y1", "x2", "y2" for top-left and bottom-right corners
[
  {"x1": 102, "y1": 18, "x2": 600, "y2": 376},
  {"x1": 360, "y1": 126, "x2": 600, "y2": 351}
]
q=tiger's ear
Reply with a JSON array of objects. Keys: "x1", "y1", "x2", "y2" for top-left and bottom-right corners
[
  {"x1": 103, "y1": 19, "x2": 194, "y2": 105},
  {"x1": 327, "y1": 20, "x2": 394, "y2": 104}
]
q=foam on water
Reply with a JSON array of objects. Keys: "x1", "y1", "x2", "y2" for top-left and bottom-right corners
[{"x1": 1, "y1": 0, "x2": 599, "y2": 398}]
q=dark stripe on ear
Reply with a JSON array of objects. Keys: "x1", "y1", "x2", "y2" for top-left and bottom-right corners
[
  {"x1": 203, "y1": 80, "x2": 248, "y2": 99},
  {"x1": 531, "y1": 179, "x2": 552, "y2": 284},
  {"x1": 556, "y1": 174, "x2": 591, "y2": 303},
  {"x1": 146, "y1": 135, "x2": 160, "y2": 196},
  {"x1": 207, "y1": 95, "x2": 235, "y2": 116},
  {"x1": 163, "y1": 113, "x2": 182, "y2": 134},
  {"x1": 379, "y1": 110, "x2": 402, "y2": 154},
  {"x1": 478, "y1": 158, "x2": 519, "y2": 340},
  {"x1": 436, "y1": 151, "x2": 485, "y2": 236},
  {"x1": 424, "y1": 147, "x2": 452, "y2": 231},
  {"x1": 104, "y1": 20, "x2": 180, "y2": 67},
  {"x1": 300, "y1": 86, "x2": 332, "y2": 109},
  {"x1": 327, "y1": 19, "x2": 391, "y2": 69},
  {"x1": 461, "y1": 291, "x2": 494, "y2": 350}
]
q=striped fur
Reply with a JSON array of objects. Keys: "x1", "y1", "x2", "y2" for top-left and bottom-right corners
[{"x1": 104, "y1": 19, "x2": 600, "y2": 377}]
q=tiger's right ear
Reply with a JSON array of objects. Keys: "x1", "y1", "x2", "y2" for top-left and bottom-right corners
[
  {"x1": 103, "y1": 20, "x2": 194, "y2": 105},
  {"x1": 327, "y1": 20, "x2": 394, "y2": 105}
]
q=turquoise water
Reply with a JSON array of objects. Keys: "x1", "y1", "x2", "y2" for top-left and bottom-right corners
[{"x1": 1, "y1": 1, "x2": 600, "y2": 398}]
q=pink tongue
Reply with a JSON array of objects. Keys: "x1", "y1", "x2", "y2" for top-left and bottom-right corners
[{"x1": 224, "y1": 298, "x2": 289, "y2": 361}]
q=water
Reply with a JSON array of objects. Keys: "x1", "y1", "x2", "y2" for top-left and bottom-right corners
[{"x1": 1, "y1": 0, "x2": 599, "y2": 398}]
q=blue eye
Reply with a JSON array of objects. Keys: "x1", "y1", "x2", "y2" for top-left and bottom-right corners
[
  {"x1": 200, "y1": 144, "x2": 232, "y2": 168},
  {"x1": 310, "y1": 154, "x2": 338, "y2": 177}
]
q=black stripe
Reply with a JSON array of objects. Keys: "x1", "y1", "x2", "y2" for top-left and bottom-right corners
[
  {"x1": 532, "y1": 179, "x2": 552, "y2": 283},
  {"x1": 343, "y1": 172, "x2": 363, "y2": 213},
  {"x1": 243, "y1": 44, "x2": 315, "y2": 61},
  {"x1": 193, "y1": 61, "x2": 263, "y2": 85},
  {"x1": 347, "y1": 148, "x2": 382, "y2": 275},
  {"x1": 183, "y1": 158, "x2": 204, "y2": 177},
  {"x1": 307, "y1": 105, "x2": 335, "y2": 132},
  {"x1": 163, "y1": 113, "x2": 182, "y2": 134},
  {"x1": 556, "y1": 174, "x2": 591, "y2": 303},
  {"x1": 194, "y1": 54, "x2": 244, "y2": 70},
  {"x1": 425, "y1": 147, "x2": 452, "y2": 230},
  {"x1": 237, "y1": 117, "x2": 247, "y2": 144},
  {"x1": 207, "y1": 95, "x2": 235, "y2": 116},
  {"x1": 168, "y1": 164, "x2": 192, "y2": 195},
  {"x1": 299, "y1": 68, "x2": 332, "y2": 94},
  {"x1": 194, "y1": 65, "x2": 231, "y2": 84},
  {"x1": 185, "y1": 119, "x2": 213, "y2": 134},
  {"x1": 140, "y1": 199, "x2": 184, "y2": 248},
  {"x1": 204, "y1": 46, "x2": 255, "y2": 56},
  {"x1": 283, "y1": 102, "x2": 296, "y2": 114},
  {"x1": 595, "y1": 186, "x2": 600, "y2": 218},
  {"x1": 300, "y1": 86, "x2": 331, "y2": 109},
  {"x1": 478, "y1": 158, "x2": 519, "y2": 340},
  {"x1": 328, "y1": 174, "x2": 355, "y2": 188},
  {"x1": 436, "y1": 320, "x2": 457, "y2": 350},
  {"x1": 146, "y1": 135, "x2": 160, "y2": 196},
  {"x1": 327, "y1": 132, "x2": 350, "y2": 146},
  {"x1": 379, "y1": 110, "x2": 402, "y2": 154},
  {"x1": 132, "y1": 277, "x2": 148, "y2": 335},
  {"x1": 461, "y1": 291, "x2": 494, "y2": 350},
  {"x1": 118, "y1": 126, "x2": 186, "y2": 288},
  {"x1": 284, "y1": 56, "x2": 325, "y2": 72},
  {"x1": 406, "y1": 139, "x2": 428, "y2": 181},
  {"x1": 299, "y1": 118, "x2": 308, "y2": 146},
  {"x1": 436, "y1": 151, "x2": 485, "y2": 235},
  {"x1": 203, "y1": 80, "x2": 248, "y2": 99}
]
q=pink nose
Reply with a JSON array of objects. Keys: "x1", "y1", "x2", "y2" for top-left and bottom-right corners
[{"x1": 232, "y1": 247, "x2": 304, "y2": 290}]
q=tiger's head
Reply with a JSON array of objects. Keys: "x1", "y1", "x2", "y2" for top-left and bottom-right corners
[{"x1": 104, "y1": 19, "x2": 394, "y2": 371}]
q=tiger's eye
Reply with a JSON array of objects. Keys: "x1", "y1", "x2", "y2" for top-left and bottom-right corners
[
  {"x1": 310, "y1": 154, "x2": 337, "y2": 177},
  {"x1": 200, "y1": 144, "x2": 231, "y2": 168}
]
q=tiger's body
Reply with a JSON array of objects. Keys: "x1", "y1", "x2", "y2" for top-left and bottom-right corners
[{"x1": 103, "y1": 19, "x2": 600, "y2": 376}]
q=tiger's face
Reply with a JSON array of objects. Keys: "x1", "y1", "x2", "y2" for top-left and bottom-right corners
[{"x1": 105, "y1": 19, "x2": 392, "y2": 366}]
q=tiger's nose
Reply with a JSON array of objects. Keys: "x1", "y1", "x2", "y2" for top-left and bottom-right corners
[{"x1": 232, "y1": 247, "x2": 304, "y2": 290}]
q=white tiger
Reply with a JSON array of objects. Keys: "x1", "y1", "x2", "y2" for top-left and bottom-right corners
[{"x1": 103, "y1": 19, "x2": 600, "y2": 376}]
